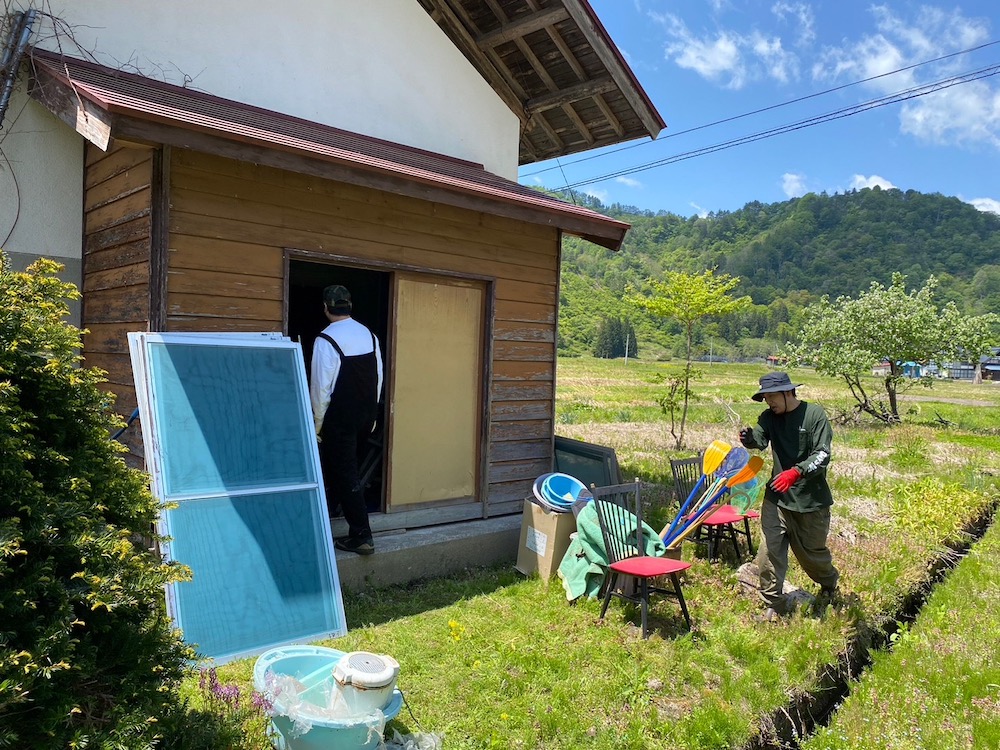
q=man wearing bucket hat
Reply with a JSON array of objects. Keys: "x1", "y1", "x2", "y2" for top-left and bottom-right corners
[{"x1": 738, "y1": 372, "x2": 839, "y2": 620}]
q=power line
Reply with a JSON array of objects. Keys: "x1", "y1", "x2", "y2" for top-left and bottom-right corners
[
  {"x1": 520, "y1": 38, "x2": 1000, "y2": 178},
  {"x1": 557, "y1": 62, "x2": 1000, "y2": 191}
]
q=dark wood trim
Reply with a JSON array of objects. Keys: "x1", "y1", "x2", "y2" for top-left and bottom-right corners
[
  {"x1": 281, "y1": 250, "x2": 291, "y2": 334},
  {"x1": 284, "y1": 248, "x2": 495, "y2": 284},
  {"x1": 561, "y1": 1, "x2": 665, "y2": 137},
  {"x1": 149, "y1": 146, "x2": 169, "y2": 331},
  {"x1": 549, "y1": 230, "x2": 564, "y2": 469},
  {"x1": 479, "y1": 279, "x2": 497, "y2": 517},
  {"x1": 477, "y1": 7, "x2": 570, "y2": 47}
]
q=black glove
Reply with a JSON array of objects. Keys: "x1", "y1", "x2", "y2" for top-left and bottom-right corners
[{"x1": 738, "y1": 427, "x2": 754, "y2": 448}]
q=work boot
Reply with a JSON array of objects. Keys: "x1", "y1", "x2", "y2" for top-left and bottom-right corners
[{"x1": 335, "y1": 536, "x2": 375, "y2": 556}]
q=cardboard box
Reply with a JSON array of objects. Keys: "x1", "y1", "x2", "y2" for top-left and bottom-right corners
[{"x1": 515, "y1": 499, "x2": 578, "y2": 581}]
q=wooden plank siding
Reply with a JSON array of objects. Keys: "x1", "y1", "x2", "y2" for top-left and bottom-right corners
[
  {"x1": 81, "y1": 143, "x2": 158, "y2": 460},
  {"x1": 166, "y1": 149, "x2": 557, "y2": 517}
]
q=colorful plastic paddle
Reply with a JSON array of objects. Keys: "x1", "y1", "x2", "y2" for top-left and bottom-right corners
[
  {"x1": 665, "y1": 455, "x2": 764, "y2": 548},
  {"x1": 659, "y1": 440, "x2": 731, "y2": 541},
  {"x1": 664, "y1": 451, "x2": 760, "y2": 549},
  {"x1": 729, "y1": 476, "x2": 763, "y2": 515},
  {"x1": 678, "y1": 450, "x2": 754, "y2": 526}
]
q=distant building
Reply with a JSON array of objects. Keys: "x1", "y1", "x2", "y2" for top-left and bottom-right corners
[
  {"x1": 981, "y1": 347, "x2": 1000, "y2": 382},
  {"x1": 872, "y1": 360, "x2": 891, "y2": 376}
]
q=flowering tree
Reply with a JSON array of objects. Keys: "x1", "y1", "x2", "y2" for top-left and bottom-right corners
[{"x1": 785, "y1": 274, "x2": 998, "y2": 423}]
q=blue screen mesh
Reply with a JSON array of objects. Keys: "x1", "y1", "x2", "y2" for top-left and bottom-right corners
[
  {"x1": 147, "y1": 343, "x2": 315, "y2": 496},
  {"x1": 166, "y1": 490, "x2": 340, "y2": 661}
]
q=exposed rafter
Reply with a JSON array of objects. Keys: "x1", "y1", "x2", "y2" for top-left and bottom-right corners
[{"x1": 416, "y1": 0, "x2": 665, "y2": 165}]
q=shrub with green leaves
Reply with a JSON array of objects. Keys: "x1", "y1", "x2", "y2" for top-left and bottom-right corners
[{"x1": 0, "y1": 255, "x2": 194, "y2": 748}]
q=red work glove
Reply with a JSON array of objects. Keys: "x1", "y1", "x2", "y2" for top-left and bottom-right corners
[{"x1": 770, "y1": 467, "x2": 801, "y2": 493}]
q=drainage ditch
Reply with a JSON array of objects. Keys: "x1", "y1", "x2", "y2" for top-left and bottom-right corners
[{"x1": 744, "y1": 496, "x2": 1000, "y2": 750}]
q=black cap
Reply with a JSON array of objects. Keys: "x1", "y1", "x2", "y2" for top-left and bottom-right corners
[
  {"x1": 323, "y1": 285, "x2": 352, "y2": 312},
  {"x1": 751, "y1": 371, "x2": 802, "y2": 402}
]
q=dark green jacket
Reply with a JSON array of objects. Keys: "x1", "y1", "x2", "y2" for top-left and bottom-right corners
[{"x1": 744, "y1": 401, "x2": 833, "y2": 512}]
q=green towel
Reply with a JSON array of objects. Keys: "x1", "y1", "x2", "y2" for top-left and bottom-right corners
[{"x1": 557, "y1": 502, "x2": 667, "y2": 601}]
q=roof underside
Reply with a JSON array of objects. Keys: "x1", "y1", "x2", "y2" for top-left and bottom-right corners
[
  {"x1": 416, "y1": 0, "x2": 666, "y2": 165},
  {"x1": 27, "y1": 50, "x2": 630, "y2": 250}
]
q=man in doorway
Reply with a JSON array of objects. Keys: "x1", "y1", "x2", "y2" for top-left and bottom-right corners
[
  {"x1": 310, "y1": 284, "x2": 383, "y2": 555},
  {"x1": 738, "y1": 372, "x2": 839, "y2": 620}
]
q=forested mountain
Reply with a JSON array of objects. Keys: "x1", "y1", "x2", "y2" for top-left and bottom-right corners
[{"x1": 556, "y1": 186, "x2": 1000, "y2": 359}]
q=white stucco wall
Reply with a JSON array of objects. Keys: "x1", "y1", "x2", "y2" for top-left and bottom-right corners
[
  {"x1": 1, "y1": 85, "x2": 84, "y2": 323},
  {"x1": 18, "y1": 0, "x2": 520, "y2": 177},
  {"x1": 1, "y1": 89, "x2": 83, "y2": 260}
]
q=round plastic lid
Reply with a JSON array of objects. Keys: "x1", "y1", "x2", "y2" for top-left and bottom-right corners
[{"x1": 333, "y1": 651, "x2": 400, "y2": 689}]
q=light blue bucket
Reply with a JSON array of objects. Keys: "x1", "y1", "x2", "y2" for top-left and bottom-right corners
[{"x1": 253, "y1": 645, "x2": 402, "y2": 750}]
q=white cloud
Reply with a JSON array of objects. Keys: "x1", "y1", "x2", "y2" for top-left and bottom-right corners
[
  {"x1": 782, "y1": 172, "x2": 807, "y2": 197},
  {"x1": 615, "y1": 176, "x2": 643, "y2": 188},
  {"x1": 750, "y1": 32, "x2": 797, "y2": 83},
  {"x1": 968, "y1": 197, "x2": 1000, "y2": 215},
  {"x1": 583, "y1": 188, "x2": 610, "y2": 205},
  {"x1": 771, "y1": 2, "x2": 815, "y2": 47},
  {"x1": 811, "y1": 5, "x2": 1000, "y2": 150},
  {"x1": 900, "y1": 81, "x2": 1000, "y2": 150},
  {"x1": 850, "y1": 174, "x2": 896, "y2": 191},
  {"x1": 689, "y1": 201, "x2": 710, "y2": 218},
  {"x1": 652, "y1": 9, "x2": 807, "y2": 89}
]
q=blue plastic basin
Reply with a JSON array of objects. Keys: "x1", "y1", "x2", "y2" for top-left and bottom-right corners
[{"x1": 253, "y1": 645, "x2": 401, "y2": 750}]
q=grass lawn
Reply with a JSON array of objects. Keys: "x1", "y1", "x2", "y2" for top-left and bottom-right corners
[{"x1": 197, "y1": 360, "x2": 1000, "y2": 748}]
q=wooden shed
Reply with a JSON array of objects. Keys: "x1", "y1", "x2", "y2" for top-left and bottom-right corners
[{"x1": 30, "y1": 51, "x2": 633, "y2": 535}]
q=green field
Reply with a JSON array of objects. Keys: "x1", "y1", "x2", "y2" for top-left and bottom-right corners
[{"x1": 199, "y1": 358, "x2": 1000, "y2": 749}]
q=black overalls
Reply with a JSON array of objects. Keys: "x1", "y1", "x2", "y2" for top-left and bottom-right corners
[{"x1": 317, "y1": 331, "x2": 379, "y2": 542}]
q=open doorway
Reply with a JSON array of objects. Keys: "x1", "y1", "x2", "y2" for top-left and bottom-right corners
[{"x1": 287, "y1": 259, "x2": 391, "y2": 517}]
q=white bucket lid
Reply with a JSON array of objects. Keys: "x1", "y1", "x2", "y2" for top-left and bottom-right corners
[{"x1": 333, "y1": 651, "x2": 400, "y2": 690}]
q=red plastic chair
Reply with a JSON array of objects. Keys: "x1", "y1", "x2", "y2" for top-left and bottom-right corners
[
  {"x1": 699, "y1": 504, "x2": 760, "y2": 562},
  {"x1": 591, "y1": 480, "x2": 692, "y2": 637}
]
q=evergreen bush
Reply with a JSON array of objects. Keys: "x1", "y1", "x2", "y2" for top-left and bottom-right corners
[{"x1": 0, "y1": 255, "x2": 195, "y2": 748}]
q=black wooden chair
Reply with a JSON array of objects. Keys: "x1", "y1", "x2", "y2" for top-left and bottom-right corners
[
  {"x1": 591, "y1": 479, "x2": 692, "y2": 637},
  {"x1": 670, "y1": 456, "x2": 757, "y2": 562}
]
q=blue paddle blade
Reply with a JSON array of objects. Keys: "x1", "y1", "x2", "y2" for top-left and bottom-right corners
[{"x1": 717, "y1": 446, "x2": 750, "y2": 478}]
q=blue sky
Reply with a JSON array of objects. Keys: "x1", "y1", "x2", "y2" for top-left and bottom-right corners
[{"x1": 518, "y1": 1, "x2": 1000, "y2": 219}]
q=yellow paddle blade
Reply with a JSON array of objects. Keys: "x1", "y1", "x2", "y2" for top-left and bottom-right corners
[{"x1": 702, "y1": 439, "x2": 731, "y2": 475}]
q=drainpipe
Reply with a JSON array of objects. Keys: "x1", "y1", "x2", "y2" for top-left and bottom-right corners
[{"x1": 0, "y1": 9, "x2": 38, "y2": 129}]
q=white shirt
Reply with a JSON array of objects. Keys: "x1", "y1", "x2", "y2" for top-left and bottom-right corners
[{"x1": 309, "y1": 317, "x2": 384, "y2": 435}]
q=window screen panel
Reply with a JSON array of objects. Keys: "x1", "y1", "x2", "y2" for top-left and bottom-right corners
[
  {"x1": 147, "y1": 342, "x2": 315, "y2": 496},
  {"x1": 129, "y1": 332, "x2": 345, "y2": 663},
  {"x1": 166, "y1": 490, "x2": 339, "y2": 661}
]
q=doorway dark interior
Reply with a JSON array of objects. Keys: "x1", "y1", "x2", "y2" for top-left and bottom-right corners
[{"x1": 288, "y1": 260, "x2": 391, "y2": 517}]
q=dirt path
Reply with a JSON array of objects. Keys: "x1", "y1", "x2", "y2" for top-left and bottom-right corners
[{"x1": 901, "y1": 395, "x2": 995, "y2": 407}]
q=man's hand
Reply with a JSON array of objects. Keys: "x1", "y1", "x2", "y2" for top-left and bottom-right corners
[
  {"x1": 770, "y1": 467, "x2": 801, "y2": 493},
  {"x1": 738, "y1": 427, "x2": 754, "y2": 448}
]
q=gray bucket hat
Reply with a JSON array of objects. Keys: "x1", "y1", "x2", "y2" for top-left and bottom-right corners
[{"x1": 752, "y1": 371, "x2": 802, "y2": 402}]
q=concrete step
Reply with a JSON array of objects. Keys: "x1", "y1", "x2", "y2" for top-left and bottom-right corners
[{"x1": 332, "y1": 515, "x2": 522, "y2": 592}]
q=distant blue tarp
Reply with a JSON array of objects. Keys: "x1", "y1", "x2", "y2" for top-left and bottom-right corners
[{"x1": 129, "y1": 332, "x2": 346, "y2": 663}]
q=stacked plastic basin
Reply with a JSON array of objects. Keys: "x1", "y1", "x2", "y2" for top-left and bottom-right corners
[{"x1": 532, "y1": 472, "x2": 592, "y2": 515}]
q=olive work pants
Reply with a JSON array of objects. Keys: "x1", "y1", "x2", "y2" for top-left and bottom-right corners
[{"x1": 756, "y1": 499, "x2": 839, "y2": 612}]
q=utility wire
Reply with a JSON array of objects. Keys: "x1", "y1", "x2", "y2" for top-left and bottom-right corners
[
  {"x1": 557, "y1": 62, "x2": 1000, "y2": 191},
  {"x1": 520, "y1": 38, "x2": 1000, "y2": 178}
]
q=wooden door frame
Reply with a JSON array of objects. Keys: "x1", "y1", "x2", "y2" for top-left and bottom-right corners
[{"x1": 282, "y1": 248, "x2": 497, "y2": 530}]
